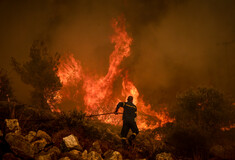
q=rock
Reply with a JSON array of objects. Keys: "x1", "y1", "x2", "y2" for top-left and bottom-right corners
[
  {"x1": 69, "y1": 149, "x2": 81, "y2": 154},
  {"x1": 25, "y1": 131, "x2": 36, "y2": 142},
  {"x1": 2, "y1": 152, "x2": 21, "y2": 160},
  {"x1": 5, "y1": 132, "x2": 34, "y2": 159},
  {"x1": 209, "y1": 145, "x2": 225, "y2": 159},
  {"x1": 59, "y1": 157, "x2": 71, "y2": 160},
  {"x1": 104, "y1": 150, "x2": 122, "y2": 160},
  {"x1": 31, "y1": 138, "x2": 48, "y2": 154},
  {"x1": 87, "y1": 151, "x2": 103, "y2": 160},
  {"x1": 48, "y1": 146, "x2": 61, "y2": 156},
  {"x1": 156, "y1": 152, "x2": 173, "y2": 160},
  {"x1": 37, "y1": 130, "x2": 52, "y2": 143},
  {"x1": 35, "y1": 154, "x2": 52, "y2": 160},
  {"x1": 90, "y1": 140, "x2": 102, "y2": 154},
  {"x1": 35, "y1": 146, "x2": 61, "y2": 160},
  {"x1": 0, "y1": 130, "x2": 3, "y2": 137},
  {"x1": 82, "y1": 150, "x2": 88, "y2": 160},
  {"x1": 62, "y1": 134, "x2": 83, "y2": 151},
  {"x1": 68, "y1": 149, "x2": 82, "y2": 159},
  {"x1": 5, "y1": 119, "x2": 21, "y2": 134}
]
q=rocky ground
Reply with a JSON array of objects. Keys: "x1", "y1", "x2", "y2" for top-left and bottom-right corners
[
  {"x1": 0, "y1": 119, "x2": 173, "y2": 160},
  {"x1": 0, "y1": 101, "x2": 234, "y2": 160}
]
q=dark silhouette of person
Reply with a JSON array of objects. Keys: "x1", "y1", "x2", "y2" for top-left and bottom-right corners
[{"x1": 114, "y1": 96, "x2": 139, "y2": 146}]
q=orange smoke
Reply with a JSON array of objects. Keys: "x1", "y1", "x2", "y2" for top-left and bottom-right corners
[{"x1": 51, "y1": 17, "x2": 173, "y2": 130}]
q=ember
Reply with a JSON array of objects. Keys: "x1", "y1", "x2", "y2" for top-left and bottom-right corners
[{"x1": 53, "y1": 17, "x2": 173, "y2": 130}]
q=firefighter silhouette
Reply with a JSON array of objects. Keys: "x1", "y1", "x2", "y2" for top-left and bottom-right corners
[{"x1": 114, "y1": 96, "x2": 139, "y2": 146}]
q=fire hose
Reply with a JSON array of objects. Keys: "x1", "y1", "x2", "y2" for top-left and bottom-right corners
[
  {"x1": 85, "y1": 112, "x2": 123, "y2": 118},
  {"x1": 0, "y1": 112, "x2": 123, "y2": 121}
]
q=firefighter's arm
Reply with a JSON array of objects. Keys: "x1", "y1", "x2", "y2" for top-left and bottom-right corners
[{"x1": 114, "y1": 102, "x2": 124, "y2": 115}]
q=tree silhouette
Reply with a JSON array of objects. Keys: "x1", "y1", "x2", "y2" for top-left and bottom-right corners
[{"x1": 11, "y1": 41, "x2": 62, "y2": 110}]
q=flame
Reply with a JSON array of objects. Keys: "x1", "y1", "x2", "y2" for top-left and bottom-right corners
[
  {"x1": 83, "y1": 17, "x2": 132, "y2": 113},
  {"x1": 221, "y1": 124, "x2": 235, "y2": 131},
  {"x1": 221, "y1": 102, "x2": 235, "y2": 131},
  {"x1": 50, "y1": 17, "x2": 173, "y2": 130},
  {"x1": 57, "y1": 54, "x2": 83, "y2": 85},
  {"x1": 122, "y1": 75, "x2": 174, "y2": 129},
  {"x1": 155, "y1": 134, "x2": 162, "y2": 141}
]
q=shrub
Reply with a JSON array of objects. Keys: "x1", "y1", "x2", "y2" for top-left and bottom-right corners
[{"x1": 164, "y1": 87, "x2": 235, "y2": 158}]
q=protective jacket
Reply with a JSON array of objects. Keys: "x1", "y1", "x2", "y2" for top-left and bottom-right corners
[{"x1": 115, "y1": 101, "x2": 137, "y2": 122}]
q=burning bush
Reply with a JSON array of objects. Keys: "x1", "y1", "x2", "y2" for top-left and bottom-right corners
[{"x1": 164, "y1": 87, "x2": 235, "y2": 158}]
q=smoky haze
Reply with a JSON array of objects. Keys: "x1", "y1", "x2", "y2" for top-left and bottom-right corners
[{"x1": 0, "y1": 0, "x2": 235, "y2": 107}]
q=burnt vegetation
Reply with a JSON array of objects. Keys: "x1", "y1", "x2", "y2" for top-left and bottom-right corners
[{"x1": 0, "y1": 42, "x2": 235, "y2": 160}]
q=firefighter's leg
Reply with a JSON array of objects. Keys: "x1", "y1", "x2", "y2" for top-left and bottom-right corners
[
  {"x1": 128, "y1": 121, "x2": 139, "y2": 146},
  {"x1": 121, "y1": 121, "x2": 130, "y2": 146}
]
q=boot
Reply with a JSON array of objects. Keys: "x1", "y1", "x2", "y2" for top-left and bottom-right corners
[
  {"x1": 128, "y1": 134, "x2": 136, "y2": 146},
  {"x1": 121, "y1": 138, "x2": 127, "y2": 148}
]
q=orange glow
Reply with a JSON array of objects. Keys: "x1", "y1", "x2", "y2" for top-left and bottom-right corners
[
  {"x1": 50, "y1": 17, "x2": 174, "y2": 130},
  {"x1": 122, "y1": 75, "x2": 174, "y2": 129},
  {"x1": 155, "y1": 134, "x2": 162, "y2": 141},
  {"x1": 221, "y1": 103, "x2": 235, "y2": 131},
  {"x1": 221, "y1": 124, "x2": 235, "y2": 131},
  {"x1": 57, "y1": 54, "x2": 82, "y2": 85}
]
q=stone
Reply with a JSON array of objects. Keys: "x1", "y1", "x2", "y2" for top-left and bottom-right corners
[
  {"x1": 59, "y1": 157, "x2": 71, "y2": 160},
  {"x1": 5, "y1": 119, "x2": 21, "y2": 134},
  {"x1": 90, "y1": 140, "x2": 102, "y2": 154},
  {"x1": 69, "y1": 149, "x2": 81, "y2": 154},
  {"x1": 156, "y1": 152, "x2": 173, "y2": 160},
  {"x1": 87, "y1": 151, "x2": 103, "y2": 160},
  {"x1": 104, "y1": 150, "x2": 122, "y2": 160},
  {"x1": 82, "y1": 150, "x2": 88, "y2": 160},
  {"x1": 35, "y1": 146, "x2": 61, "y2": 160},
  {"x1": 63, "y1": 134, "x2": 83, "y2": 151},
  {"x1": 48, "y1": 146, "x2": 61, "y2": 156},
  {"x1": 35, "y1": 154, "x2": 52, "y2": 160},
  {"x1": 25, "y1": 131, "x2": 36, "y2": 142},
  {"x1": 5, "y1": 132, "x2": 34, "y2": 159},
  {"x1": 31, "y1": 138, "x2": 48, "y2": 154},
  {"x1": 2, "y1": 152, "x2": 21, "y2": 160},
  {"x1": 68, "y1": 149, "x2": 82, "y2": 159},
  {"x1": 37, "y1": 130, "x2": 52, "y2": 143}
]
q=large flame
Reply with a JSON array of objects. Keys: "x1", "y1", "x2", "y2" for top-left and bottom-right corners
[{"x1": 51, "y1": 17, "x2": 174, "y2": 130}]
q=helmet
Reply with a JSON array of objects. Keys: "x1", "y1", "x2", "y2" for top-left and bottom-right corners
[{"x1": 127, "y1": 96, "x2": 133, "y2": 102}]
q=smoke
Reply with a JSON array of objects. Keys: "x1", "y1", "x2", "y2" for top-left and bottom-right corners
[
  {"x1": 129, "y1": 0, "x2": 235, "y2": 105},
  {"x1": 0, "y1": 0, "x2": 235, "y2": 106}
]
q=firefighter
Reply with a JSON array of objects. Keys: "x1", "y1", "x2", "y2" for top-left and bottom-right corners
[{"x1": 114, "y1": 96, "x2": 139, "y2": 146}]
